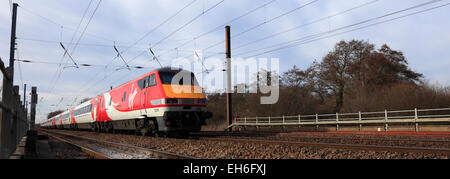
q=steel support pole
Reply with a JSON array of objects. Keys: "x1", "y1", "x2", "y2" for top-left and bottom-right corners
[{"x1": 225, "y1": 26, "x2": 232, "y2": 132}]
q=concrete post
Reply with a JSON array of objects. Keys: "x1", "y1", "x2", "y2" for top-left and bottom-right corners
[
  {"x1": 336, "y1": 112, "x2": 339, "y2": 131},
  {"x1": 359, "y1": 112, "x2": 362, "y2": 131},
  {"x1": 315, "y1": 114, "x2": 319, "y2": 130},
  {"x1": 414, "y1": 108, "x2": 419, "y2": 132},
  {"x1": 384, "y1": 110, "x2": 388, "y2": 132}
]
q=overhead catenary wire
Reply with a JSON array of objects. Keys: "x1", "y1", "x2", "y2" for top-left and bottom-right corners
[
  {"x1": 68, "y1": 0, "x2": 94, "y2": 53},
  {"x1": 160, "y1": 0, "x2": 277, "y2": 57},
  {"x1": 240, "y1": 1, "x2": 449, "y2": 59},
  {"x1": 46, "y1": 0, "x2": 102, "y2": 94},
  {"x1": 78, "y1": 0, "x2": 227, "y2": 96},
  {"x1": 232, "y1": 0, "x2": 380, "y2": 51},
  {"x1": 67, "y1": 0, "x2": 103, "y2": 58},
  {"x1": 118, "y1": 0, "x2": 198, "y2": 55},
  {"x1": 200, "y1": 0, "x2": 320, "y2": 53},
  {"x1": 19, "y1": 5, "x2": 119, "y2": 43},
  {"x1": 72, "y1": 0, "x2": 204, "y2": 96},
  {"x1": 15, "y1": 59, "x2": 153, "y2": 69},
  {"x1": 16, "y1": 37, "x2": 213, "y2": 53},
  {"x1": 48, "y1": 0, "x2": 103, "y2": 95},
  {"x1": 152, "y1": 0, "x2": 225, "y2": 48},
  {"x1": 231, "y1": 0, "x2": 442, "y2": 57},
  {"x1": 201, "y1": 0, "x2": 380, "y2": 60},
  {"x1": 102, "y1": 0, "x2": 319, "y2": 96}
]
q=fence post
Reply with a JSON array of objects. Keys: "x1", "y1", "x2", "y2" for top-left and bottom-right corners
[
  {"x1": 336, "y1": 112, "x2": 339, "y2": 132},
  {"x1": 385, "y1": 109, "x2": 388, "y2": 132},
  {"x1": 255, "y1": 116, "x2": 259, "y2": 130},
  {"x1": 244, "y1": 117, "x2": 247, "y2": 125},
  {"x1": 315, "y1": 114, "x2": 319, "y2": 131},
  {"x1": 415, "y1": 108, "x2": 419, "y2": 132},
  {"x1": 359, "y1": 112, "x2": 362, "y2": 131},
  {"x1": 298, "y1": 114, "x2": 301, "y2": 128}
]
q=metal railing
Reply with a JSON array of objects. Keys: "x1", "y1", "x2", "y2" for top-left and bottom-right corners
[
  {"x1": 231, "y1": 108, "x2": 450, "y2": 132},
  {"x1": 0, "y1": 57, "x2": 30, "y2": 159}
]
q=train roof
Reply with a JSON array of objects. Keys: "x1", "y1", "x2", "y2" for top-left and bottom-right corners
[{"x1": 157, "y1": 67, "x2": 185, "y2": 73}]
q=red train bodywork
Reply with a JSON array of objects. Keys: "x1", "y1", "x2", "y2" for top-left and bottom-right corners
[{"x1": 41, "y1": 67, "x2": 212, "y2": 135}]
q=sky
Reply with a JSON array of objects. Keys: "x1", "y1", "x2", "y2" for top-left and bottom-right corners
[{"x1": 0, "y1": 0, "x2": 449, "y2": 123}]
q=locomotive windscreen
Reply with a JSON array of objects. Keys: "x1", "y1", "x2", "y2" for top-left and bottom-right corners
[{"x1": 160, "y1": 72, "x2": 199, "y2": 86}]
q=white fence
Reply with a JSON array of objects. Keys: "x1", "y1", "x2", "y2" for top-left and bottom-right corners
[{"x1": 231, "y1": 108, "x2": 450, "y2": 132}]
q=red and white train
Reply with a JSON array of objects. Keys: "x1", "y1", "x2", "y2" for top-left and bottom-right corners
[{"x1": 40, "y1": 67, "x2": 212, "y2": 136}]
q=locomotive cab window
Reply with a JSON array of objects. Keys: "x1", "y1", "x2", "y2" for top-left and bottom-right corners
[
  {"x1": 138, "y1": 76, "x2": 148, "y2": 89},
  {"x1": 159, "y1": 72, "x2": 198, "y2": 86},
  {"x1": 148, "y1": 74, "x2": 157, "y2": 87},
  {"x1": 123, "y1": 92, "x2": 127, "y2": 102}
]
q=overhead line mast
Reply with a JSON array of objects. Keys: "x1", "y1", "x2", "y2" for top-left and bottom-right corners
[{"x1": 225, "y1": 26, "x2": 232, "y2": 132}]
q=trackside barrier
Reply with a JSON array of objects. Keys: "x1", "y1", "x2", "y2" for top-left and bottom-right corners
[{"x1": 230, "y1": 108, "x2": 450, "y2": 132}]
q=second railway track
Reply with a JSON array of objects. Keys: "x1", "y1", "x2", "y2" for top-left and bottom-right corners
[{"x1": 197, "y1": 137, "x2": 450, "y2": 155}]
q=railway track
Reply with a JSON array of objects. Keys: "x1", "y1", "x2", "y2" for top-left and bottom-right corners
[
  {"x1": 190, "y1": 131, "x2": 449, "y2": 147},
  {"x1": 197, "y1": 137, "x2": 450, "y2": 155},
  {"x1": 40, "y1": 129, "x2": 197, "y2": 159},
  {"x1": 190, "y1": 131, "x2": 450, "y2": 138}
]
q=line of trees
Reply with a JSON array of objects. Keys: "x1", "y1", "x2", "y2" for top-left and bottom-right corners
[{"x1": 205, "y1": 40, "x2": 450, "y2": 127}]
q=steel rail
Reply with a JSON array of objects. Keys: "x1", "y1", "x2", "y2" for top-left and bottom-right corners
[{"x1": 43, "y1": 130, "x2": 110, "y2": 159}]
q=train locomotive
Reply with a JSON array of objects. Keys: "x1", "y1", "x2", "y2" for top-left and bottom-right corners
[{"x1": 41, "y1": 67, "x2": 213, "y2": 136}]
